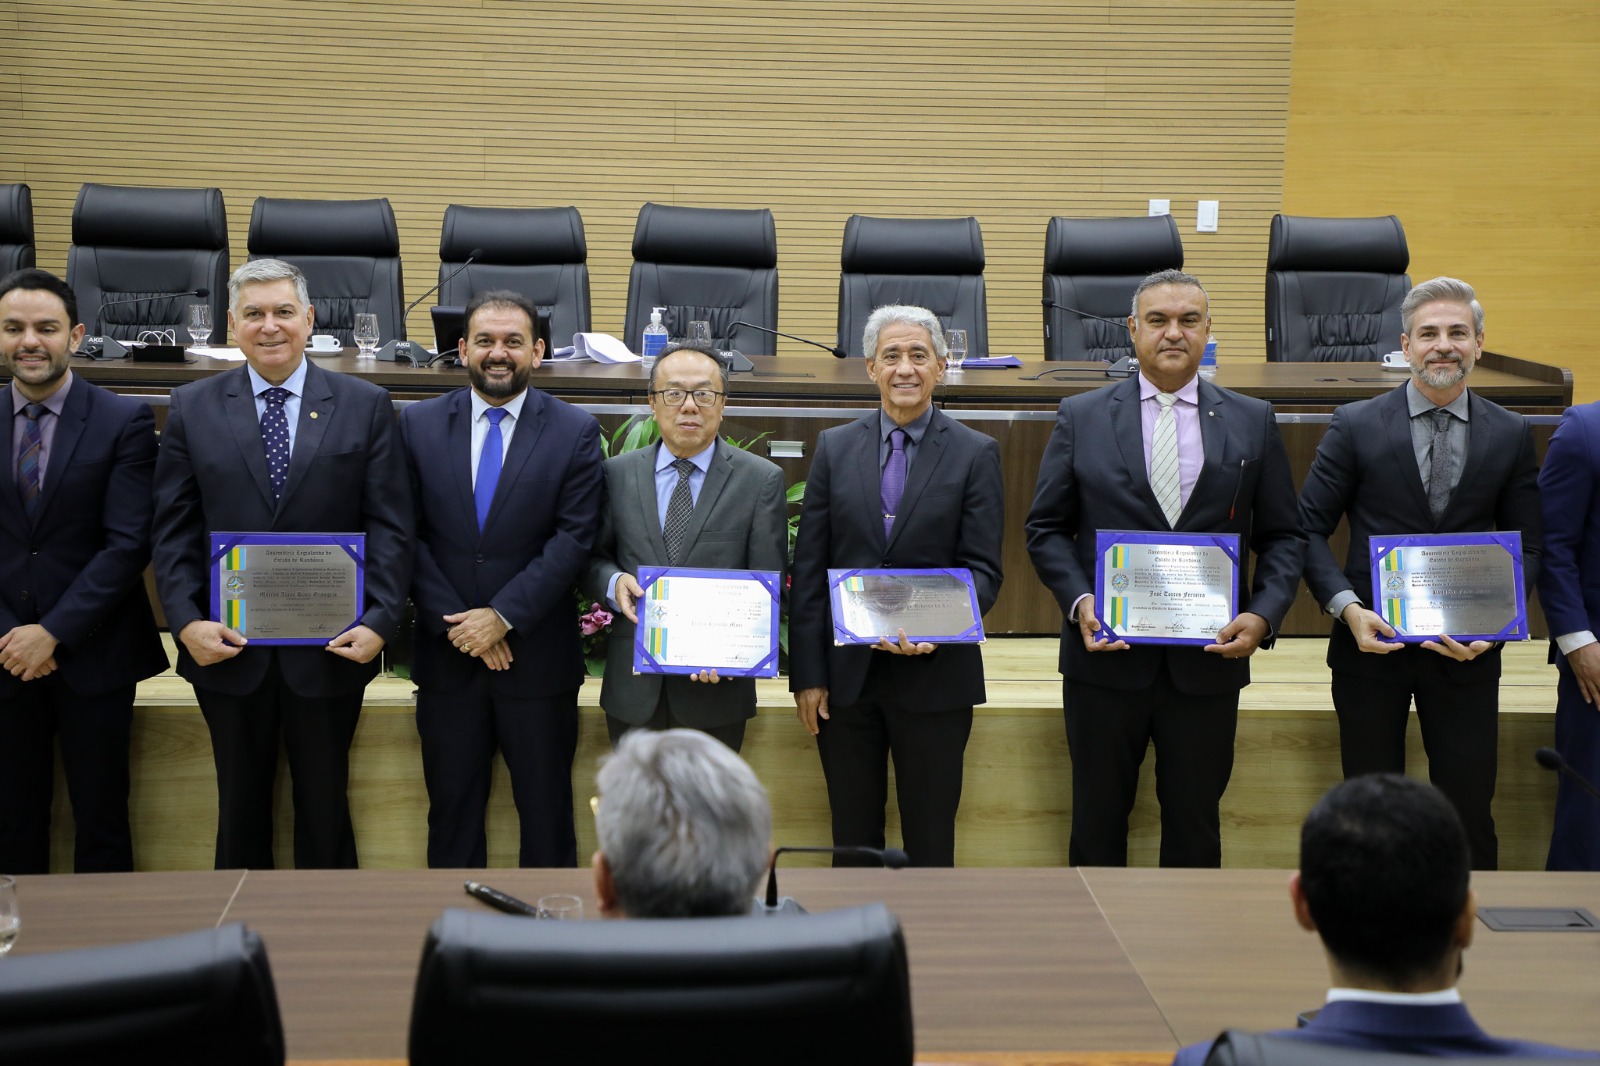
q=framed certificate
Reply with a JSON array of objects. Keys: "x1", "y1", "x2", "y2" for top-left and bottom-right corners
[
  {"x1": 1369, "y1": 532, "x2": 1528, "y2": 642},
  {"x1": 209, "y1": 533, "x2": 365, "y2": 645},
  {"x1": 633, "y1": 567, "x2": 781, "y2": 677},
  {"x1": 1093, "y1": 531, "x2": 1241, "y2": 645},
  {"x1": 827, "y1": 568, "x2": 985, "y2": 645}
]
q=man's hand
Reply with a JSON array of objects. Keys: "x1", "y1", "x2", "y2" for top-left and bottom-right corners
[
  {"x1": 1205, "y1": 611, "x2": 1269, "y2": 659},
  {"x1": 1075, "y1": 595, "x2": 1129, "y2": 653},
  {"x1": 687, "y1": 668, "x2": 722, "y2": 684},
  {"x1": 614, "y1": 574, "x2": 644, "y2": 624},
  {"x1": 326, "y1": 624, "x2": 385, "y2": 664},
  {"x1": 0, "y1": 624, "x2": 59, "y2": 681},
  {"x1": 1566, "y1": 642, "x2": 1600, "y2": 705},
  {"x1": 444, "y1": 608, "x2": 511, "y2": 659},
  {"x1": 1421, "y1": 633, "x2": 1494, "y2": 662},
  {"x1": 872, "y1": 628, "x2": 935, "y2": 656},
  {"x1": 1340, "y1": 604, "x2": 1404, "y2": 654},
  {"x1": 795, "y1": 686, "x2": 829, "y2": 736},
  {"x1": 179, "y1": 620, "x2": 246, "y2": 667},
  {"x1": 478, "y1": 641, "x2": 514, "y2": 671}
]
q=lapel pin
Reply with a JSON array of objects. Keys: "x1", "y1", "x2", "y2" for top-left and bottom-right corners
[{"x1": 309, "y1": 411, "x2": 319, "y2": 419}]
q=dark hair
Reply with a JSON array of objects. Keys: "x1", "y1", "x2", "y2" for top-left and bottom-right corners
[
  {"x1": 0, "y1": 268, "x2": 80, "y2": 327},
  {"x1": 463, "y1": 288, "x2": 540, "y2": 341},
  {"x1": 649, "y1": 343, "x2": 731, "y2": 393},
  {"x1": 1299, "y1": 774, "x2": 1470, "y2": 985},
  {"x1": 1130, "y1": 268, "x2": 1207, "y2": 318}
]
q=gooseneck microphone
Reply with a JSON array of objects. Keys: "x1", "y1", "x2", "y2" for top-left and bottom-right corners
[
  {"x1": 82, "y1": 287, "x2": 212, "y2": 359},
  {"x1": 732, "y1": 320, "x2": 849, "y2": 359},
  {"x1": 757, "y1": 844, "x2": 909, "y2": 915},
  {"x1": 376, "y1": 248, "x2": 482, "y2": 363},
  {"x1": 1041, "y1": 297, "x2": 1129, "y2": 328},
  {"x1": 1536, "y1": 747, "x2": 1600, "y2": 804},
  {"x1": 1034, "y1": 298, "x2": 1139, "y2": 379}
]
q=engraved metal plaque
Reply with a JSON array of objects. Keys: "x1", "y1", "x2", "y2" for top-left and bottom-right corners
[
  {"x1": 1093, "y1": 531, "x2": 1241, "y2": 645},
  {"x1": 828, "y1": 568, "x2": 984, "y2": 645},
  {"x1": 210, "y1": 533, "x2": 365, "y2": 645},
  {"x1": 1369, "y1": 532, "x2": 1527, "y2": 642}
]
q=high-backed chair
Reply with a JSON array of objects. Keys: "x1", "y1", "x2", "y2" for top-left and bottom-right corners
[
  {"x1": 247, "y1": 196, "x2": 405, "y2": 346},
  {"x1": 437, "y1": 205, "x2": 591, "y2": 347},
  {"x1": 0, "y1": 923, "x2": 284, "y2": 1065},
  {"x1": 623, "y1": 202, "x2": 779, "y2": 356},
  {"x1": 0, "y1": 182, "x2": 35, "y2": 275},
  {"x1": 408, "y1": 904, "x2": 914, "y2": 1066},
  {"x1": 837, "y1": 215, "x2": 987, "y2": 359},
  {"x1": 1265, "y1": 214, "x2": 1410, "y2": 362},
  {"x1": 66, "y1": 183, "x2": 229, "y2": 341},
  {"x1": 1043, "y1": 214, "x2": 1183, "y2": 361}
]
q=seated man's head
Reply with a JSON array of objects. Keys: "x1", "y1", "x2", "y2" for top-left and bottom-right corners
[
  {"x1": 592, "y1": 728, "x2": 771, "y2": 919},
  {"x1": 1292, "y1": 773, "x2": 1474, "y2": 992}
]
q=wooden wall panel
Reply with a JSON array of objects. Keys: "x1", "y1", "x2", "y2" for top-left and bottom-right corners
[{"x1": 0, "y1": 1, "x2": 1293, "y2": 362}]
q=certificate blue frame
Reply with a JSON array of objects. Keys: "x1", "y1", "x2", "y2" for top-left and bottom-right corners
[
  {"x1": 827, "y1": 567, "x2": 985, "y2": 645},
  {"x1": 1368, "y1": 531, "x2": 1528, "y2": 643},
  {"x1": 1093, "y1": 530, "x2": 1241, "y2": 646},
  {"x1": 632, "y1": 566, "x2": 782, "y2": 678},
  {"x1": 209, "y1": 532, "x2": 366, "y2": 646}
]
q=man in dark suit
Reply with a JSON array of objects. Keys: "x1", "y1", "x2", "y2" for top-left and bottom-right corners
[
  {"x1": 1172, "y1": 775, "x2": 1600, "y2": 1064},
  {"x1": 401, "y1": 288, "x2": 602, "y2": 868},
  {"x1": 582, "y1": 344, "x2": 787, "y2": 752},
  {"x1": 1026, "y1": 269, "x2": 1305, "y2": 868},
  {"x1": 152, "y1": 258, "x2": 412, "y2": 870},
  {"x1": 1537, "y1": 400, "x2": 1600, "y2": 871},
  {"x1": 789, "y1": 304, "x2": 1004, "y2": 868},
  {"x1": 0, "y1": 268, "x2": 167, "y2": 873},
  {"x1": 1299, "y1": 276, "x2": 1540, "y2": 871}
]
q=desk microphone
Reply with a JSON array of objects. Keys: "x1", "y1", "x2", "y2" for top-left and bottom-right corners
[
  {"x1": 732, "y1": 321, "x2": 849, "y2": 359},
  {"x1": 1535, "y1": 747, "x2": 1600, "y2": 804},
  {"x1": 1041, "y1": 297, "x2": 1129, "y2": 328},
  {"x1": 376, "y1": 248, "x2": 482, "y2": 363},
  {"x1": 756, "y1": 844, "x2": 909, "y2": 915},
  {"x1": 82, "y1": 287, "x2": 211, "y2": 359},
  {"x1": 1037, "y1": 300, "x2": 1139, "y2": 378}
]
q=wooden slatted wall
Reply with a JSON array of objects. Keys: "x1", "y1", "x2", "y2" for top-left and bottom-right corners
[{"x1": 0, "y1": 0, "x2": 1294, "y2": 360}]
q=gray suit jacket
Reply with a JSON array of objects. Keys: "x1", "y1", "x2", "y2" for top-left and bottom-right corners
[{"x1": 581, "y1": 439, "x2": 788, "y2": 728}]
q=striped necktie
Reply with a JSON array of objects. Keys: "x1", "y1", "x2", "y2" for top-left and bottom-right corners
[
  {"x1": 17, "y1": 402, "x2": 46, "y2": 520},
  {"x1": 1151, "y1": 391, "x2": 1182, "y2": 527}
]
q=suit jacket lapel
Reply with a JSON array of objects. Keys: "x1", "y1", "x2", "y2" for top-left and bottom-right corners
[
  {"x1": 222, "y1": 368, "x2": 276, "y2": 512},
  {"x1": 446, "y1": 390, "x2": 475, "y2": 528},
  {"x1": 30, "y1": 378, "x2": 91, "y2": 526},
  {"x1": 1449, "y1": 391, "x2": 1494, "y2": 525},
  {"x1": 483, "y1": 388, "x2": 545, "y2": 538},
  {"x1": 1183, "y1": 381, "x2": 1227, "y2": 528},
  {"x1": 1384, "y1": 385, "x2": 1433, "y2": 522},
  {"x1": 851, "y1": 414, "x2": 887, "y2": 548},
  {"x1": 0, "y1": 386, "x2": 19, "y2": 536},
  {"x1": 889, "y1": 410, "x2": 947, "y2": 551},
  {"x1": 277, "y1": 361, "x2": 335, "y2": 512},
  {"x1": 681, "y1": 438, "x2": 733, "y2": 547},
  {"x1": 1109, "y1": 377, "x2": 1166, "y2": 525},
  {"x1": 637, "y1": 443, "x2": 670, "y2": 559}
]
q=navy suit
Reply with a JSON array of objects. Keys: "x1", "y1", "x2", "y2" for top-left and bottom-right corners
[
  {"x1": 152, "y1": 361, "x2": 413, "y2": 869},
  {"x1": 401, "y1": 385, "x2": 602, "y2": 868},
  {"x1": 0, "y1": 376, "x2": 167, "y2": 872}
]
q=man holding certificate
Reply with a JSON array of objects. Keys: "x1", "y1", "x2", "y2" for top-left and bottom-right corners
[
  {"x1": 1026, "y1": 269, "x2": 1305, "y2": 868},
  {"x1": 581, "y1": 344, "x2": 787, "y2": 752},
  {"x1": 789, "y1": 305, "x2": 1004, "y2": 868},
  {"x1": 1299, "y1": 276, "x2": 1541, "y2": 870}
]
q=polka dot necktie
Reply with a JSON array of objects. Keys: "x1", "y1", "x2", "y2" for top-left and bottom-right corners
[
  {"x1": 17, "y1": 403, "x2": 46, "y2": 520},
  {"x1": 662, "y1": 457, "x2": 696, "y2": 564},
  {"x1": 261, "y1": 387, "x2": 292, "y2": 500}
]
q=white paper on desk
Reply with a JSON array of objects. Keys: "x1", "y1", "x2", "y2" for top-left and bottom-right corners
[
  {"x1": 572, "y1": 333, "x2": 640, "y2": 363},
  {"x1": 192, "y1": 346, "x2": 247, "y2": 360},
  {"x1": 544, "y1": 345, "x2": 580, "y2": 360}
]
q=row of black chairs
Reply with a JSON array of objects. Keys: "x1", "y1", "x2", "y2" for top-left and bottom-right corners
[{"x1": 0, "y1": 181, "x2": 1412, "y2": 362}]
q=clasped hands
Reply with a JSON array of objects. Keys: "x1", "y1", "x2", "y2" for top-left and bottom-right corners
[
  {"x1": 1074, "y1": 595, "x2": 1268, "y2": 659},
  {"x1": 1339, "y1": 603, "x2": 1491, "y2": 662},
  {"x1": 0, "y1": 624, "x2": 59, "y2": 681},
  {"x1": 179, "y1": 619, "x2": 387, "y2": 666}
]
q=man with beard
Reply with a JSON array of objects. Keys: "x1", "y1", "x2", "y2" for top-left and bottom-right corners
[
  {"x1": 400, "y1": 288, "x2": 603, "y2": 867},
  {"x1": 1299, "y1": 276, "x2": 1540, "y2": 870}
]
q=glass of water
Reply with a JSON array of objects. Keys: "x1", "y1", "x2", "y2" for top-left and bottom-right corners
[
  {"x1": 944, "y1": 328, "x2": 968, "y2": 373},
  {"x1": 688, "y1": 320, "x2": 713, "y2": 350},
  {"x1": 537, "y1": 894, "x2": 583, "y2": 920},
  {"x1": 352, "y1": 313, "x2": 381, "y2": 358},
  {"x1": 186, "y1": 304, "x2": 213, "y2": 348},
  {"x1": 0, "y1": 875, "x2": 18, "y2": 956}
]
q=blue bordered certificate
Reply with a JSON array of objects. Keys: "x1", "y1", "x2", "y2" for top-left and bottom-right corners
[
  {"x1": 209, "y1": 533, "x2": 365, "y2": 645},
  {"x1": 1093, "y1": 531, "x2": 1241, "y2": 645},
  {"x1": 633, "y1": 567, "x2": 781, "y2": 677},
  {"x1": 827, "y1": 568, "x2": 985, "y2": 645},
  {"x1": 1369, "y1": 532, "x2": 1528, "y2": 642}
]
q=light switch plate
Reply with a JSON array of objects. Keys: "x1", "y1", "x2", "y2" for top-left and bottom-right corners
[
  {"x1": 1197, "y1": 200, "x2": 1219, "y2": 232},
  {"x1": 1148, "y1": 199, "x2": 1170, "y2": 217}
]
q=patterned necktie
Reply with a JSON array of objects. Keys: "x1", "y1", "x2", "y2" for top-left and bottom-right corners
[
  {"x1": 476, "y1": 407, "x2": 507, "y2": 531},
  {"x1": 881, "y1": 428, "x2": 907, "y2": 538},
  {"x1": 662, "y1": 457, "x2": 696, "y2": 564},
  {"x1": 261, "y1": 387, "x2": 292, "y2": 500},
  {"x1": 17, "y1": 402, "x2": 46, "y2": 520},
  {"x1": 1428, "y1": 408, "x2": 1455, "y2": 521},
  {"x1": 1151, "y1": 391, "x2": 1182, "y2": 527}
]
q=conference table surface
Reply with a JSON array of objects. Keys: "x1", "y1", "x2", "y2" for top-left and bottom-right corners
[{"x1": 10, "y1": 867, "x2": 1600, "y2": 1063}]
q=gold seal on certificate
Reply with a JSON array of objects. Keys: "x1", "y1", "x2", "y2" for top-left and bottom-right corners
[
  {"x1": 1093, "y1": 531, "x2": 1241, "y2": 645},
  {"x1": 210, "y1": 533, "x2": 365, "y2": 645}
]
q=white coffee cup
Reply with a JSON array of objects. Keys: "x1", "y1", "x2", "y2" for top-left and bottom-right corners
[
  {"x1": 309, "y1": 334, "x2": 342, "y2": 352},
  {"x1": 1381, "y1": 351, "x2": 1407, "y2": 368}
]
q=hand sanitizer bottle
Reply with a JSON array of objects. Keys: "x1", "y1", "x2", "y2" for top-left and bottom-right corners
[
  {"x1": 641, "y1": 306, "x2": 668, "y2": 370},
  {"x1": 1199, "y1": 334, "x2": 1218, "y2": 378}
]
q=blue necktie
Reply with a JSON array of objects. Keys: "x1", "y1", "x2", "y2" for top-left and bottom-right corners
[
  {"x1": 17, "y1": 403, "x2": 46, "y2": 520},
  {"x1": 261, "y1": 387, "x2": 291, "y2": 500},
  {"x1": 476, "y1": 407, "x2": 507, "y2": 531},
  {"x1": 881, "y1": 428, "x2": 907, "y2": 538}
]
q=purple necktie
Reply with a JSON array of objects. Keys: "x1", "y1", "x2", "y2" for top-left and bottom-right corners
[
  {"x1": 17, "y1": 403, "x2": 46, "y2": 520},
  {"x1": 881, "y1": 428, "x2": 907, "y2": 538}
]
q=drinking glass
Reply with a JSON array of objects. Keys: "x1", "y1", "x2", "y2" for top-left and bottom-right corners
[
  {"x1": 186, "y1": 304, "x2": 213, "y2": 348},
  {"x1": 0, "y1": 876, "x2": 18, "y2": 956},
  {"x1": 352, "y1": 313, "x2": 381, "y2": 358},
  {"x1": 944, "y1": 328, "x2": 968, "y2": 372},
  {"x1": 537, "y1": 894, "x2": 583, "y2": 920},
  {"x1": 688, "y1": 320, "x2": 713, "y2": 350}
]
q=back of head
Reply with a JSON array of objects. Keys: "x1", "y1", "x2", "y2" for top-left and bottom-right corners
[
  {"x1": 595, "y1": 728, "x2": 771, "y2": 918},
  {"x1": 1299, "y1": 774, "x2": 1470, "y2": 986}
]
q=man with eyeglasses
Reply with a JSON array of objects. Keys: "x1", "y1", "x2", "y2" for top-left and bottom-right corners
[
  {"x1": 789, "y1": 305, "x2": 1004, "y2": 867},
  {"x1": 400, "y1": 288, "x2": 603, "y2": 868},
  {"x1": 582, "y1": 344, "x2": 787, "y2": 752}
]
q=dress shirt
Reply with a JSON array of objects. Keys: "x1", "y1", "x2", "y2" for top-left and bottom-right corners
[
  {"x1": 878, "y1": 405, "x2": 934, "y2": 474},
  {"x1": 1139, "y1": 372, "x2": 1202, "y2": 511},
  {"x1": 247, "y1": 358, "x2": 309, "y2": 454},
  {"x1": 10, "y1": 371, "x2": 73, "y2": 490},
  {"x1": 604, "y1": 439, "x2": 716, "y2": 610},
  {"x1": 469, "y1": 388, "x2": 527, "y2": 491},
  {"x1": 1326, "y1": 987, "x2": 1463, "y2": 1006}
]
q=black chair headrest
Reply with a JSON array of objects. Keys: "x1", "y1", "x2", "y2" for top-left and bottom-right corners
[
  {"x1": 841, "y1": 215, "x2": 985, "y2": 275},
  {"x1": 1267, "y1": 214, "x2": 1409, "y2": 274},
  {"x1": 0, "y1": 183, "x2": 33, "y2": 244},
  {"x1": 631, "y1": 203, "x2": 777, "y2": 269},
  {"x1": 71, "y1": 183, "x2": 228, "y2": 250},
  {"x1": 440, "y1": 205, "x2": 587, "y2": 264},
  {"x1": 249, "y1": 197, "x2": 400, "y2": 257},
  {"x1": 1044, "y1": 214, "x2": 1183, "y2": 275}
]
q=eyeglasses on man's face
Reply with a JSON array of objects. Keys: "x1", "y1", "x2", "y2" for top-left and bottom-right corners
[{"x1": 650, "y1": 388, "x2": 724, "y2": 407}]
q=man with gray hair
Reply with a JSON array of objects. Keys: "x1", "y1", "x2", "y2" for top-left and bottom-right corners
[
  {"x1": 592, "y1": 728, "x2": 771, "y2": 918},
  {"x1": 153, "y1": 258, "x2": 413, "y2": 869},
  {"x1": 1299, "y1": 276, "x2": 1541, "y2": 870},
  {"x1": 789, "y1": 304, "x2": 1003, "y2": 867}
]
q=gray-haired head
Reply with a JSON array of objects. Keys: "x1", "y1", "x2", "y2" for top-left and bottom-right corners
[
  {"x1": 1130, "y1": 268, "x2": 1208, "y2": 318},
  {"x1": 228, "y1": 258, "x2": 310, "y2": 314},
  {"x1": 1402, "y1": 276, "x2": 1484, "y2": 336},
  {"x1": 863, "y1": 304, "x2": 948, "y2": 362},
  {"x1": 595, "y1": 728, "x2": 771, "y2": 919}
]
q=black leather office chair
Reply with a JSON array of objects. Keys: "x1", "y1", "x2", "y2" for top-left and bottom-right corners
[
  {"x1": 66, "y1": 183, "x2": 229, "y2": 341},
  {"x1": 247, "y1": 196, "x2": 405, "y2": 346},
  {"x1": 0, "y1": 182, "x2": 35, "y2": 275},
  {"x1": 837, "y1": 214, "x2": 988, "y2": 359},
  {"x1": 1043, "y1": 214, "x2": 1183, "y2": 361},
  {"x1": 1265, "y1": 214, "x2": 1411, "y2": 362},
  {"x1": 437, "y1": 205, "x2": 591, "y2": 348},
  {"x1": 623, "y1": 202, "x2": 779, "y2": 356},
  {"x1": 408, "y1": 903, "x2": 914, "y2": 1066},
  {"x1": 0, "y1": 923, "x2": 284, "y2": 1065}
]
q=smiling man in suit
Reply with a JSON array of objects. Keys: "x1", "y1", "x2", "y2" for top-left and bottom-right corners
[
  {"x1": 582, "y1": 344, "x2": 787, "y2": 752},
  {"x1": 1299, "y1": 276, "x2": 1540, "y2": 871},
  {"x1": 1026, "y1": 269, "x2": 1305, "y2": 868},
  {"x1": 401, "y1": 288, "x2": 603, "y2": 868},
  {"x1": 0, "y1": 268, "x2": 167, "y2": 873},
  {"x1": 152, "y1": 258, "x2": 413, "y2": 870},
  {"x1": 789, "y1": 304, "x2": 1004, "y2": 868}
]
